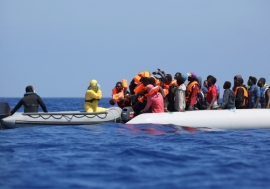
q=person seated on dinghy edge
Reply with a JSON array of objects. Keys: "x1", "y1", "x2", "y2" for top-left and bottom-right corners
[
  {"x1": 257, "y1": 77, "x2": 270, "y2": 109},
  {"x1": 186, "y1": 72, "x2": 200, "y2": 111},
  {"x1": 247, "y1": 76, "x2": 261, "y2": 109},
  {"x1": 218, "y1": 81, "x2": 235, "y2": 110},
  {"x1": 234, "y1": 77, "x2": 249, "y2": 109},
  {"x1": 84, "y1": 79, "x2": 107, "y2": 112},
  {"x1": 109, "y1": 81, "x2": 131, "y2": 109},
  {"x1": 10, "y1": 85, "x2": 48, "y2": 115},
  {"x1": 140, "y1": 84, "x2": 164, "y2": 113},
  {"x1": 206, "y1": 75, "x2": 219, "y2": 110}
]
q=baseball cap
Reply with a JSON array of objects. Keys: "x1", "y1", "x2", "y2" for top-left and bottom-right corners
[{"x1": 187, "y1": 72, "x2": 197, "y2": 79}]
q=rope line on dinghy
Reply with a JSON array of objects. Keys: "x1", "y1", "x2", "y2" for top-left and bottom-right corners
[{"x1": 23, "y1": 112, "x2": 109, "y2": 122}]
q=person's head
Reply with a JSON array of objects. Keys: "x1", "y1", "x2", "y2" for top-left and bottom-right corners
[
  {"x1": 90, "y1": 79, "x2": 98, "y2": 91},
  {"x1": 176, "y1": 76, "x2": 185, "y2": 86},
  {"x1": 115, "y1": 82, "x2": 123, "y2": 92},
  {"x1": 203, "y1": 80, "x2": 208, "y2": 87},
  {"x1": 174, "y1": 72, "x2": 181, "y2": 80},
  {"x1": 248, "y1": 76, "x2": 257, "y2": 86},
  {"x1": 234, "y1": 75, "x2": 242, "y2": 85},
  {"x1": 25, "y1": 85, "x2": 34, "y2": 93},
  {"x1": 164, "y1": 74, "x2": 172, "y2": 85},
  {"x1": 140, "y1": 77, "x2": 149, "y2": 87},
  {"x1": 223, "y1": 81, "x2": 231, "y2": 89},
  {"x1": 257, "y1": 77, "x2": 266, "y2": 88},
  {"x1": 187, "y1": 72, "x2": 197, "y2": 82},
  {"x1": 236, "y1": 78, "x2": 244, "y2": 86},
  {"x1": 148, "y1": 77, "x2": 156, "y2": 86},
  {"x1": 207, "y1": 76, "x2": 216, "y2": 86},
  {"x1": 109, "y1": 99, "x2": 116, "y2": 105}
]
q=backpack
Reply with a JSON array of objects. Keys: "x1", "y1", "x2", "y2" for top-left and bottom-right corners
[{"x1": 195, "y1": 91, "x2": 205, "y2": 110}]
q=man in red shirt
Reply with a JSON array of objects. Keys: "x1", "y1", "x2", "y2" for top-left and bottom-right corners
[{"x1": 206, "y1": 76, "x2": 219, "y2": 110}]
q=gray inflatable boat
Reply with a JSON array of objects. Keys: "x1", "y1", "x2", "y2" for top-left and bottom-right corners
[{"x1": 0, "y1": 102, "x2": 122, "y2": 129}]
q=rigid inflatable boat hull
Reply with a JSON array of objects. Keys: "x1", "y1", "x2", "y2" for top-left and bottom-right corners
[
  {"x1": 1, "y1": 107, "x2": 122, "y2": 129},
  {"x1": 126, "y1": 109, "x2": 270, "y2": 129}
]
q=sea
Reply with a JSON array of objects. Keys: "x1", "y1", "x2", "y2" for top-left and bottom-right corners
[{"x1": 0, "y1": 97, "x2": 270, "y2": 189}]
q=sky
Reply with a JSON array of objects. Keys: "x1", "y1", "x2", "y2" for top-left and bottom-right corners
[{"x1": 1, "y1": 0, "x2": 270, "y2": 97}]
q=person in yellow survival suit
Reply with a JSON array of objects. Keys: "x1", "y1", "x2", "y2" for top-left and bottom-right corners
[{"x1": 84, "y1": 79, "x2": 107, "y2": 112}]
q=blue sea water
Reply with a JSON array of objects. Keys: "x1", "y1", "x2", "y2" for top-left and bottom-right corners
[{"x1": 0, "y1": 97, "x2": 270, "y2": 189}]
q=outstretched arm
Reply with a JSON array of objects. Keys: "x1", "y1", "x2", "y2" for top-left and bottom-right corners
[{"x1": 10, "y1": 99, "x2": 23, "y2": 115}]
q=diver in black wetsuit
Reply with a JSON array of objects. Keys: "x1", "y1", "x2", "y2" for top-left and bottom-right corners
[{"x1": 10, "y1": 85, "x2": 48, "y2": 115}]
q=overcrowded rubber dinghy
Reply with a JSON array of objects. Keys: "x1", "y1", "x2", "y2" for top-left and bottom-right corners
[
  {"x1": 0, "y1": 102, "x2": 122, "y2": 129},
  {"x1": 124, "y1": 107, "x2": 270, "y2": 130}
]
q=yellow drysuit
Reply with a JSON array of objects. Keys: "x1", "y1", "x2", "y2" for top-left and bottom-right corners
[{"x1": 84, "y1": 79, "x2": 107, "y2": 112}]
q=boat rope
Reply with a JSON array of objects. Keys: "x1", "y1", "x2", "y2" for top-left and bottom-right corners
[{"x1": 23, "y1": 112, "x2": 108, "y2": 122}]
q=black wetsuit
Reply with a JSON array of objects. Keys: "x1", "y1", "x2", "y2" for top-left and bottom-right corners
[{"x1": 11, "y1": 92, "x2": 48, "y2": 115}]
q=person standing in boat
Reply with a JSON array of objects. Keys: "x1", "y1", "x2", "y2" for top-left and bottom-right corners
[
  {"x1": 257, "y1": 77, "x2": 270, "y2": 108},
  {"x1": 174, "y1": 75, "x2": 186, "y2": 112},
  {"x1": 185, "y1": 72, "x2": 200, "y2": 111},
  {"x1": 206, "y1": 76, "x2": 219, "y2": 110},
  {"x1": 247, "y1": 76, "x2": 261, "y2": 109},
  {"x1": 84, "y1": 79, "x2": 107, "y2": 112},
  {"x1": 218, "y1": 81, "x2": 235, "y2": 110},
  {"x1": 140, "y1": 84, "x2": 164, "y2": 113},
  {"x1": 234, "y1": 77, "x2": 249, "y2": 109},
  {"x1": 10, "y1": 85, "x2": 48, "y2": 115}
]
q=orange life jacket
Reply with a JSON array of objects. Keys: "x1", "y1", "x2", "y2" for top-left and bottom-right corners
[
  {"x1": 121, "y1": 79, "x2": 128, "y2": 90},
  {"x1": 186, "y1": 81, "x2": 199, "y2": 102},
  {"x1": 138, "y1": 86, "x2": 160, "y2": 103},
  {"x1": 133, "y1": 71, "x2": 151, "y2": 84},
  {"x1": 234, "y1": 86, "x2": 248, "y2": 106},
  {"x1": 134, "y1": 83, "x2": 146, "y2": 94},
  {"x1": 112, "y1": 88, "x2": 125, "y2": 102}
]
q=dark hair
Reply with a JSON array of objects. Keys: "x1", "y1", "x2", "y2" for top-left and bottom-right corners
[
  {"x1": 176, "y1": 76, "x2": 185, "y2": 85},
  {"x1": 116, "y1": 82, "x2": 122, "y2": 86},
  {"x1": 259, "y1": 77, "x2": 266, "y2": 85},
  {"x1": 165, "y1": 74, "x2": 172, "y2": 82},
  {"x1": 148, "y1": 77, "x2": 156, "y2": 85},
  {"x1": 140, "y1": 77, "x2": 149, "y2": 83},
  {"x1": 249, "y1": 76, "x2": 257, "y2": 84},
  {"x1": 25, "y1": 85, "x2": 34, "y2": 92},
  {"x1": 209, "y1": 76, "x2": 216, "y2": 85},
  {"x1": 224, "y1": 81, "x2": 231, "y2": 89},
  {"x1": 207, "y1": 75, "x2": 213, "y2": 80}
]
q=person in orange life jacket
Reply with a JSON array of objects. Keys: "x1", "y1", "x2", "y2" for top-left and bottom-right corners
[
  {"x1": 218, "y1": 81, "x2": 235, "y2": 110},
  {"x1": 131, "y1": 77, "x2": 149, "y2": 115},
  {"x1": 10, "y1": 85, "x2": 48, "y2": 115},
  {"x1": 207, "y1": 75, "x2": 220, "y2": 103},
  {"x1": 109, "y1": 82, "x2": 131, "y2": 109},
  {"x1": 206, "y1": 76, "x2": 219, "y2": 110},
  {"x1": 129, "y1": 71, "x2": 151, "y2": 95},
  {"x1": 162, "y1": 74, "x2": 173, "y2": 112},
  {"x1": 140, "y1": 84, "x2": 164, "y2": 113},
  {"x1": 174, "y1": 75, "x2": 186, "y2": 112},
  {"x1": 234, "y1": 77, "x2": 249, "y2": 109},
  {"x1": 185, "y1": 72, "x2": 200, "y2": 111},
  {"x1": 257, "y1": 77, "x2": 270, "y2": 108},
  {"x1": 232, "y1": 74, "x2": 242, "y2": 92},
  {"x1": 247, "y1": 76, "x2": 261, "y2": 109}
]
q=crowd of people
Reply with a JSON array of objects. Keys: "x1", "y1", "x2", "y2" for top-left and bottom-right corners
[
  {"x1": 9, "y1": 71, "x2": 270, "y2": 115},
  {"x1": 109, "y1": 70, "x2": 270, "y2": 115}
]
